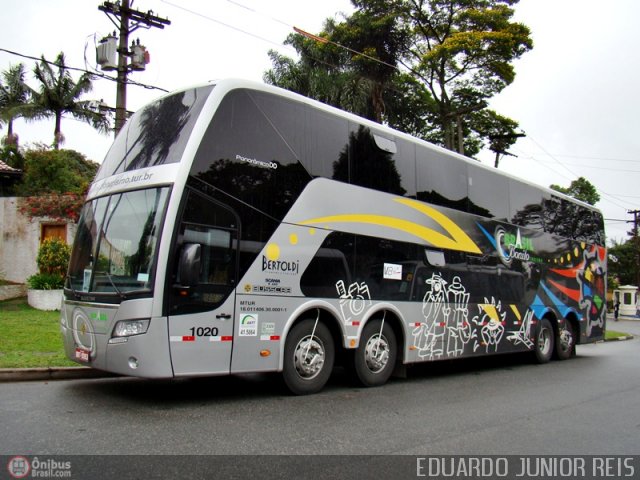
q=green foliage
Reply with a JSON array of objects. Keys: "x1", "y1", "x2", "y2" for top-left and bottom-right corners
[
  {"x1": 0, "y1": 63, "x2": 32, "y2": 146},
  {"x1": 550, "y1": 177, "x2": 600, "y2": 206},
  {"x1": 36, "y1": 237, "x2": 71, "y2": 276},
  {"x1": 27, "y1": 238, "x2": 70, "y2": 290},
  {"x1": 26, "y1": 272, "x2": 65, "y2": 290},
  {"x1": 16, "y1": 147, "x2": 98, "y2": 196},
  {"x1": 0, "y1": 143, "x2": 24, "y2": 170},
  {"x1": 27, "y1": 238, "x2": 71, "y2": 290},
  {"x1": 28, "y1": 52, "x2": 111, "y2": 149},
  {"x1": 264, "y1": 0, "x2": 532, "y2": 158},
  {"x1": 608, "y1": 239, "x2": 639, "y2": 287}
]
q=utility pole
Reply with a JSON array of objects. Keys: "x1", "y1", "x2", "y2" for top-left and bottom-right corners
[
  {"x1": 489, "y1": 132, "x2": 526, "y2": 168},
  {"x1": 628, "y1": 209, "x2": 640, "y2": 286},
  {"x1": 98, "y1": 1, "x2": 170, "y2": 134}
]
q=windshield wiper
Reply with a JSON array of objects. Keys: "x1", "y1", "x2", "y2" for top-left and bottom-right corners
[
  {"x1": 95, "y1": 271, "x2": 127, "y2": 300},
  {"x1": 64, "y1": 275, "x2": 81, "y2": 300}
]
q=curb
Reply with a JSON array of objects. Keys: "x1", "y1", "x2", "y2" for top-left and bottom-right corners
[
  {"x1": 604, "y1": 335, "x2": 634, "y2": 342},
  {"x1": 0, "y1": 367, "x2": 116, "y2": 383}
]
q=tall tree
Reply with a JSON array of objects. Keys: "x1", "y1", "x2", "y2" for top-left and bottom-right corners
[
  {"x1": 265, "y1": 0, "x2": 531, "y2": 158},
  {"x1": 550, "y1": 177, "x2": 600, "y2": 206},
  {"x1": 29, "y1": 53, "x2": 110, "y2": 149},
  {"x1": 0, "y1": 63, "x2": 31, "y2": 146},
  {"x1": 402, "y1": 0, "x2": 532, "y2": 154}
]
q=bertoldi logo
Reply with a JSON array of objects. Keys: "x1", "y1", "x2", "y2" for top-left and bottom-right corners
[{"x1": 262, "y1": 256, "x2": 299, "y2": 275}]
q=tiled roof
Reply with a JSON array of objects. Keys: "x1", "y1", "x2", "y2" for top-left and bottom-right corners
[{"x1": 0, "y1": 159, "x2": 21, "y2": 174}]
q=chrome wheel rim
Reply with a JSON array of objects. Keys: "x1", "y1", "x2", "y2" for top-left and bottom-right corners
[
  {"x1": 364, "y1": 334, "x2": 390, "y2": 373},
  {"x1": 538, "y1": 327, "x2": 552, "y2": 356},
  {"x1": 294, "y1": 335, "x2": 325, "y2": 380}
]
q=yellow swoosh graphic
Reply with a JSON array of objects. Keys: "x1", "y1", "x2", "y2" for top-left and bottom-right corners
[{"x1": 300, "y1": 197, "x2": 481, "y2": 254}]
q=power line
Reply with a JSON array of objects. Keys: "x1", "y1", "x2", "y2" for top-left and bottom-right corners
[{"x1": 0, "y1": 46, "x2": 169, "y2": 92}]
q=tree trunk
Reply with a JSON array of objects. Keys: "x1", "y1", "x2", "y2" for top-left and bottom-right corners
[{"x1": 53, "y1": 113, "x2": 62, "y2": 150}]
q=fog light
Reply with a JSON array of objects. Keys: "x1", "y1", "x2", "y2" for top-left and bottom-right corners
[
  {"x1": 128, "y1": 357, "x2": 139, "y2": 369},
  {"x1": 113, "y1": 319, "x2": 150, "y2": 338}
]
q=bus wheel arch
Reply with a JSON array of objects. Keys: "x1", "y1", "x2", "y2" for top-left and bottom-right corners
[
  {"x1": 281, "y1": 307, "x2": 340, "y2": 395},
  {"x1": 350, "y1": 310, "x2": 402, "y2": 387}
]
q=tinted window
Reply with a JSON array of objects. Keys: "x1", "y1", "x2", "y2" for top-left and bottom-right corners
[
  {"x1": 300, "y1": 249, "x2": 350, "y2": 298},
  {"x1": 468, "y1": 164, "x2": 509, "y2": 219},
  {"x1": 509, "y1": 179, "x2": 545, "y2": 231},
  {"x1": 96, "y1": 86, "x2": 213, "y2": 180},
  {"x1": 170, "y1": 189, "x2": 238, "y2": 314},
  {"x1": 416, "y1": 147, "x2": 468, "y2": 211},
  {"x1": 191, "y1": 89, "x2": 311, "y2": 238},
  {"x1": 306, "y1": 108, "x2": 349, "y2": 179}
]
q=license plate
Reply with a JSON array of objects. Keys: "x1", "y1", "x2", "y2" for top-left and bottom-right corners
[{"x1": 75, "y1": 348, "x2": 90, "y2": 362}]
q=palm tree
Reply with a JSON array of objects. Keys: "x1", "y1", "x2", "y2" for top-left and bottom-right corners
[
  {"x1": 0, "y1": 63, "x2": 31, "y2": 146},
  {"x1": 30, "y1": 52, "x2": 110, "y2": 149}
]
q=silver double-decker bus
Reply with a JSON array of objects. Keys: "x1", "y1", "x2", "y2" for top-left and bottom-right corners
[{"x1": 61, "y1": 79, "x2": 606, "y2": 394}]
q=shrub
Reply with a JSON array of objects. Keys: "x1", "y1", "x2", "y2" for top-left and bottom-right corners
[
  {"x1": 27, "y1": 238, "x2": 71, "y2": 290},
  {"x1": 37, "y1": 238, "x2": 71, "y2": 277},
  {"x1": 27, "y1": 273, "x2": 64, "y2": 290}
]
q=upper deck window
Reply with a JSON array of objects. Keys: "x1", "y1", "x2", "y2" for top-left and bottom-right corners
[{"x1": 96, "y1": 86, "x2": 213, "y2": 181}]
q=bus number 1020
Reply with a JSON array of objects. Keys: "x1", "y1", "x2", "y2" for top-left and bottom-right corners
[{"x1": 189, "y1": 327, "x2": 219, "y2": 337}]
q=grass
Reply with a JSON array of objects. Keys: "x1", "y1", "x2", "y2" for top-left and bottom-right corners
[
  {"x1": 605, "y1": 329, "x2": 631, "y2": 341},
  {"x1": 0, "y1": 297, "x2": 76, "y2": 368}
]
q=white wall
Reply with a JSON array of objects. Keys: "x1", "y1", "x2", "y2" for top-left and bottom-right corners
[{"x1": 0, "y1": 197, "x2": 76, "y2": 284}]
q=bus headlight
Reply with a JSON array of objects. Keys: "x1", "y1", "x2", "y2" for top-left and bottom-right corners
[{"x1": 112, "y1": 319, "x2": 150, "y2": 338}]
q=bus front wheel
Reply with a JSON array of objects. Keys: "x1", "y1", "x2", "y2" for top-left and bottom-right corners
[
  {"x1": 352, "y1": 318, "x2": 397, "y2": 387},
  {"x1": 533, "y1": 318, "x2": 554, "y2": 364},
  {"x1": 283, "y1": 318, "x2": 335, "y2": 395}
]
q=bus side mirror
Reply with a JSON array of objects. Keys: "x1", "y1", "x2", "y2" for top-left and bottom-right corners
[{"x1": 178, "y1": 243, "x2": 201, "y2": 287}]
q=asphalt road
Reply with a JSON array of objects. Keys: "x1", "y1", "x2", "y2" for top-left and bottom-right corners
[{"x1": 2, "y1": 322, "x2": 640, "y2": 458}]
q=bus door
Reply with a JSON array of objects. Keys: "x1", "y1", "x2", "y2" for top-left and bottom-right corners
[{"x1": 168, "y1": 190, "x2": 239, "y2": 376}]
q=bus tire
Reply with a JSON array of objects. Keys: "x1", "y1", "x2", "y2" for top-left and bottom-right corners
[
  {"x1": 352, "y1": 318, "x2": 397, "y2": 387},
  {"x1": 533, "y1": 318, "x2": 554, "y2": 364},
  {"x1": 555, "y1": 319, "x2": 575, "y2": 360},
  {"x1": 282, "y1": 318, "x2": 334, "y2": 395}
]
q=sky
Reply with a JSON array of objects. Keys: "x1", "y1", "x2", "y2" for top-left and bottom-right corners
[{"x1": 1, "y1": 0, "x2": 639, "y2": 242}]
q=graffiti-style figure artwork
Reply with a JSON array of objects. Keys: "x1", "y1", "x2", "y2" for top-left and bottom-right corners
[
  {"x1": 473, "y1": 298, "x2": 506, "y2": 353},
  {"x1": 506, "y1": 307, "x2": 534, "y2": 349},
  {"x1": 336, "y1": 280, "x2": 372, "y2": 324},
  {"x1": 413, "y1": 274, "x2": 448, "y2": 359},
  {"x1": 445, "y1": 276, "x2": 472, "y2": 357},
  {"x1": 577, "y1": 247, "x2": 606, "y2": 337},
  {"x1": 412, "y1": 273, "x2": 472, "y2": 359}
]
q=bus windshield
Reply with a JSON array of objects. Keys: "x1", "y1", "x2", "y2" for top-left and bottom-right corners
[{"x1": 67, "y1": 187, "x2": 170, "y2": 297}]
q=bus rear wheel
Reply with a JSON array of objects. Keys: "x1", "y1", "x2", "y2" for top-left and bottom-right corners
[
  {"x1": 533, "y1": 318, "x2": 554, "y2": 364},
  {"x1": 283, "y1": 318, "x2": 334, "y2": 395},
  {"x1": 352, "y1": 318, "x2": 397, "y2": 387},
  {"x1": 555, "y1": 320, "x2": 575, "y2": 360}
]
